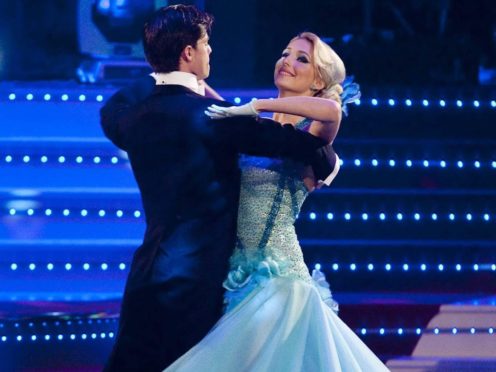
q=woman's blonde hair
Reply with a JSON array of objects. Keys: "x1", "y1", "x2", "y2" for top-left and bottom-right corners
[{"x1": 292, "y1": 32, "x2": 346, "y2": 104}]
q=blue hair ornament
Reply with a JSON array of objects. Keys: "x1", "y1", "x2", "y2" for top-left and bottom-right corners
[{"x1": 340, "y1": 76, "x2": 361, "y2": 117}]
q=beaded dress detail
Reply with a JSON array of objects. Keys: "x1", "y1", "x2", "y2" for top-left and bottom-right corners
[{"x1": 223, "y1": 119, "x2": 337, "y2": 312}]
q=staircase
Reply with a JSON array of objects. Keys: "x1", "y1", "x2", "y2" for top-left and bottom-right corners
[{"x1": 0, "y1": 81, "x2": 495, "y2": 371}]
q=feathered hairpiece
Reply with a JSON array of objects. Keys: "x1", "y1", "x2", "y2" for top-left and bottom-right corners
[{"x1": 340, "y1": 76, "x2": 361, "y2": 117}]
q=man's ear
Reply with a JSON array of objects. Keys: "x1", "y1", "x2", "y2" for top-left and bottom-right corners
[{"x1": 181, "y1": 45, "x2": 194, "y2": 62}]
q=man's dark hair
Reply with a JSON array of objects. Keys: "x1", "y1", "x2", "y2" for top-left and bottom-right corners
[{"x1": 143, "y1": 4, "x2": 213, "y2": 73}]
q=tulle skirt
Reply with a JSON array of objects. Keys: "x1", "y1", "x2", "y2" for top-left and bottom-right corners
[{"x1": 164, "y1": 276, "x2": 389, "y2": 371}]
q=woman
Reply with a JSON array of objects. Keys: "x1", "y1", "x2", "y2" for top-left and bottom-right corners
[{"x1": 165, "y1": 32, "x2": 388, "y2": 371}]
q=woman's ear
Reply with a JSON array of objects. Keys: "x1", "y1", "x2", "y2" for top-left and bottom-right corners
[{"x1": 312, "y1": 77, "x2": 325, "y2": 91}]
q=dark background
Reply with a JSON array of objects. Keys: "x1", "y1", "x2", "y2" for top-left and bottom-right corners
[{"x1": 0, "y1": 0, "x2": 495, "y2": 87}]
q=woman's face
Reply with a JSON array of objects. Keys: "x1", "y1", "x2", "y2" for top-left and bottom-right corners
[{"x1": 274, "y1": 38, "x2": 320, "y2": 96}]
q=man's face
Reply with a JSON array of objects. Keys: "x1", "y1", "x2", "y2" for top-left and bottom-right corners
[{"x1": 191, "y1": 34, "x2": 212, "y2": 80}]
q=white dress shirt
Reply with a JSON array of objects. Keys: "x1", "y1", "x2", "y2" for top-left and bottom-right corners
[{"x1": 150, "y1": 71, "x2": 205, "y2": 96}]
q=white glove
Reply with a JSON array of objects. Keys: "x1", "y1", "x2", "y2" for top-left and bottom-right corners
[{"x1": 205, "y1": 102, "x2": 258, "y2": 119}]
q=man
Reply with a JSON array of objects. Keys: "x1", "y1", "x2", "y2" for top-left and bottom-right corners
[{"x1": 101, "y1": 5, "x2": 337, "y2": 371}]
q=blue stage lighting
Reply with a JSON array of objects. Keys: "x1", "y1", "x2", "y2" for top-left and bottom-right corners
[
  {"x1": 119, "y1": 263, "x2": 126, "y2": 270},
  {"x1": 8, "y1": 93, "x2": 16, "y2": 100},
  {"x1": 397, "y1": 328, "x2": 403, "y2": 335},
  {"x1": 416, "y1": 328, "x2": 422, "y2": 335},
  {"x1": 10, "y1": 263, "x2": 18, "y2": 271},
  {"x1": 420, "y1": 264, "x2": 427, "y2": 271},
  {"x1": 452, "y1": 328, "x2": 457, "y2": 334},
  {"x1": 491, "y1": 100, "x2": 496, "y2": 107},
  {"x1": 385, "y1": 263, "x2": 391, "y2": 271},
  {"x1": 27, "y1": 209, "x2": 34, "y2": 216},
  {"x1": 97, "y1": 95, "x2": 104, "y2": 102},
  {"x1": 389, "y1": 159, "x2": 396, "y2": 167},
  {"x1": 47, "y1": 263, "x2": 54, "y2": 270},
  {"x1": 332, "y1": 263, "x2": 339, "y2": 271},
  {"x1": 362, "y1": 213, "x2": 368, "y2": 220},
  {"x1": 344, "y1": 213, "x2": 351, "y2": 220},
  {"x1": 423, "y1": 160, "x2": 429, "y2": 167},
  {"x1": 440, "y1": 160, "x2": 446, "y2": 168},
  {"x1": 405, "y1": 99, "x2": 412, "y2": 106},
  {"x1": 111, "y1": 156, "x2": 118, "y2": 164},
  {"x1": 466, "y1": 213, "x2": 472, "y2": 221},
  {"x1": 79, "y1": 94, "x2": 86, "y2": 102},
  {"x1": 65, "y1": 263, "x2": 72, "y2": 270},
  {"x1": 326, "y1": 212, "x2": 334, "y2": 220},
  {"x1": 414, "y1": 213, "x2": 420, "y2": 221},
  {"x1": 9, "y1": 208, "x2": 16, "y2": 215},
  {"x1": 372, "y1": 159, "x2": 379, "y2": 166},
  {"x1": 350, "y1": 263, "x2": 356, "y2": 271},
  {"x1": 474, "y1": 161, "x2": 481, "y2": 168},
  {"x1": 41, "y1": 156, "x2": 48, "y2": 163},
  {"x1": 94, "y1": 156, "x2": 101, "y2": 164},
  {"x1": 470, "y1": 328, "x2": 476, "y2": 334},
  {"x1": 101, "y1": 263, "x2": 108, "y2": 270},
  {"x1": 355, "y1": 99, "x2": 361, "y2": 106},
  {"x1": 61, "y1": 94, "x2": 69, "y2": 101},
  {"x1": 403, "y1": 264, "x2": 409, "y2": 271},
  {"x1": 422, "y1": 99, "x2": 429, "y2": 107},
  {"x1": 134, "y1": 210, "x2": 141, "y2": 218},
  {"x1": 438, "y1": 264, "x2": 444, "y2": 271},
  {"x1": 473, "y1": 264, "x2": 479, "y2": 271},
  {"x1": 309, "y1": 212, "x2": 316, "y2": 220},
  {"x1": 473, "y1": 100, "x2": 480, "y2": 107},
  {"x1": 116, "y1": 210, "x2": 123, "y2": 217},
  {"x1": 361, "y1": 328, "x2": 367, "y2": 335},
  {"x1": 457, "y1": 161, "x2": 464, "y2": 168},
  {"x1": 456, "y1": 100, "x2": 463, "y2": 107},
  {"x1": 70, "y1": 334, "x2": 76, "y2": 340},
  {"x1": 354, "y1": 159, "x2": 361, "y2": 166},
  {"x1": 45, "y1": 209, "x2": 52, "y2": 216},
  {"x1": 26, "y1": 93, "x2": 33, "y2": 101},
  {"x1": 76, "y1": 156, "x2": 83, "y2": 163},
  {"x1": 396, "y1": 213, "x2": 403, "y2": 221},
  {"x1": 315, "y1": 263, "x2": 321, "y2": 270},
  {"x1": 434, "y1": 328, "x2": 440, "y2": 334},
  {"x1": 439, "y1": 100, "x2": 446, "y2": 107},
  {"x1": 23, "y1": 156, "x2": 30, "y2": 163},
  {"x1": 44, "y1": 94, "x2": 51, "y2": 101},
  {"x1": 379, "y1": 328, "x2": 385, "y2": 335},
  {"x1": 63, "y1": 209, "x2": 70, "y2": 216},
  {"x1": 406, "y1": 160, "x2": 412, "y2": 167},
  {"x1": 388, "y1": 99, "x2": 395, "y2": 106},
  {"x1": 58, "y1": 156, "x2": 66, "y2": 163},
  {"x1": 379, "y1": 213, "x2": 386, "y2": 221},
  {"x1": 492, "y1": 161, "x2": 496, "y2": 168},
  {"x1": 5, "y1": 155, "x2": 13, "y2": 163},
  {"x1": 99, "y1": 210, "x2": 106, "y2": 217},
  {"x1": 449, "y1": 213, "x2": 455, "y2": 221},
  {"x1": 367, "y1": 263, "x2": 374, "y2": 271},
  {"x1": 456, "y1": 264, "x2": 461, "y2": 271},
  {"x1": 371, "y1": 98, "x2": 378, "y2": 106},
  {"x1": 489, "y1": 328, "x2": 494, "y2": 334},
  {"x1": 83, "y1": 263, "x2": 90, "y2": 270},
  {"x1": 234, "y1": 97, "x2": 241, "y2": 104},
  {"x1": 81, "y1": 209, "x2": 88, "y2": 217}
]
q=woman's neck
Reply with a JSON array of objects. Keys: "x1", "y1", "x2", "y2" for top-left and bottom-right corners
[{"x1": 272, "y1": 90, "x2": 312, "y2": 125}]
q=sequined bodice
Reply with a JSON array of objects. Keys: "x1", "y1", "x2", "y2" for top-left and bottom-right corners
[{"x1": 227, "y1": 119, "x2": 313, "y2": 284}]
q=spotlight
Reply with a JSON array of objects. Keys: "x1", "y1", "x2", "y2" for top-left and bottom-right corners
[{"x1": 77, "y1": 0, "x2": 156, "y2": 82}]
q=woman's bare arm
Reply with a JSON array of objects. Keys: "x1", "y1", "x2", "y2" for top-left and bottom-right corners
[{"x1": 253, "y1": 96, "x2": 341, "y2": 124}]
